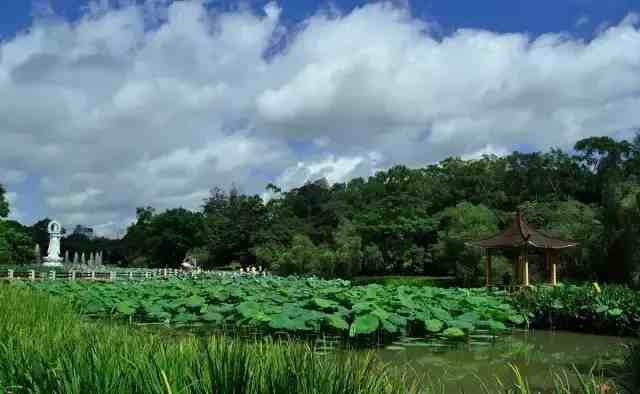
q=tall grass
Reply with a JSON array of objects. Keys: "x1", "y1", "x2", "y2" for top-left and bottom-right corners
[{"x1": 0, "y1": 284, "x2": 414, "y2": 394}]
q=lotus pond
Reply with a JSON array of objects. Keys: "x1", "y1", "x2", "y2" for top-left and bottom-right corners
[
  {"x1": 19, "y1": 276, "x2": 635, "y2": 391},
  {"x1": 24, "y1": 276, "x2": 526, "y2": 340}
]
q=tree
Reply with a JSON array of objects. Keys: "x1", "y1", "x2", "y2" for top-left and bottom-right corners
[
  {"x1": 519, "y1": 200, "x2": 601, "y2": 279},
  {"x1": 593, "y1": 182, "x2": 640, "y2": 284},
  {"x1": 434, "y1": 202, "x2": 499, "y2": 284},
  {"x1": 146, "y1": 208, "x2": 205, "y2": 268},
  {"x1": 0, "y1": 220, "x2": 35, "y2": 264},
  {"x1": 0, "y1": 184, "x2": 8, "y2": 218},
  {"x1": 203, "y1": 187, "x2": 269, "y2": 266},
  {"x1": 121, "y1": 206, "x2": 157, "y2": 264},
  {"x1": 574, "y1": 136, "x2": 635, "y2": 201},
  {"x1": 29, "y1": 218, "x2": 53, "y2": 254},
  {"x1": 333, "y1": 220, "x2": 363, "y2": 278}
]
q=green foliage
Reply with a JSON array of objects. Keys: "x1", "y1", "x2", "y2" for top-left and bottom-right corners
[
  {"x1": 434, "y1": 202, "x2": 498, "y2": 285},
  {"x1": 362, "y1": 244, "x2": 385, "y2": 275},
  {"x1": 0, "y1": 184, "x2": 8, "y2": 218},
  {"x1": 25, "y1": 277, "x2": 526, "y2": 341},
  {"x1": 0, "y1": 285, "x2": 414, "y2": 394},
  {"x1": 512, "y1": 284, "x2": 640, "y2": 336},
  {"x1": 123, "y1": 207, "x2": 205, "y2": 268},
  {"x1": 519, "y1": 200, "x2": 602, "y2": 279},
  {"x1": 204, "y1": 187, "x2": 270, "y2": 267},
  {"x1": 0, "y1": 220, "x2": 35, "y2": 264}
]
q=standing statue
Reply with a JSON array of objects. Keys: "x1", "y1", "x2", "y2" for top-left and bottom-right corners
[
  {"x1": 34, "y1": 244, "x2": 41, "y2": 264},
  {"x1": 43, "y1": 220, "x2": 63, "y2": 267}
]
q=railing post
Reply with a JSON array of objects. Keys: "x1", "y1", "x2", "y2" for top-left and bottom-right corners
[
  {"x1": 110, "y1": 272, "x2": 115, "y2": 282},
  {"x1": 8, "y1": 270, "x2": 14, "y2": 281},
  {"x1": 30, "y1": 270, "x2": 36, "y2": 281},
  {"x1": 163, "y1": 268, "x2": 167, "y2": 278},
  {"x1": 145, "y1": 271, "x2": 149, "y2": 280},
  {"x1": 71, "y1": 270, "x2": 76, "y2": 281},
  {"x1": 50, "y1": 271, "x2": 56, "y2": 281},
  {"x1": 91, "y1": 271, "x2": 96, "y2": 281},
  {"x1": 129, "y1": 271, "x2": 133, "y2": 280}
]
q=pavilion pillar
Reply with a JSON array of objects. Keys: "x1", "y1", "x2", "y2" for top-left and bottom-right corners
[
  {"x1": 523, "y1": 251, "x2": 530, "y2": 287},
  {"x1": 549, "y1": 251, "x2": 558, "y2": 286},
  {"x1": 485, "y1": 250, "x2": 492, "y2": 287}
]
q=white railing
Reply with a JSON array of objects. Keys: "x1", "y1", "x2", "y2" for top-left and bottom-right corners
[{"x1": 0, "y1": 268, "x2": 269, "y2": 282}]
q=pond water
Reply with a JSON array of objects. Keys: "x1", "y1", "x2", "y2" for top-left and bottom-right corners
[
  {"x1": 141, "y1": 322, "x2": 632, "y2": 391},
  {"x1": 373, "y1": 329, "x2": 631, "y2": 392}
]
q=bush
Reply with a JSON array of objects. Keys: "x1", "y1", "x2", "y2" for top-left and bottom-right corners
[{"x1": 512, "y1": 284, "x2": 640, "y2": 336}]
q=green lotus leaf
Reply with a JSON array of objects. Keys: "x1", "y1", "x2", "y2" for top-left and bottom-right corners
[
  {"x1": 326, "y1": 314, "x2": 349, "y2": 330},
  {"x1": 115, "y1": 301, "x2": 136, "y2": 316},
  {"x1": 424, "y1": 319, "x2": 444, "y2": 333},
  {"x1": 349, "y1": 314, "x2": 380, "y2": 337},
  {"x1": 443, "y1": 327, "x2": 465, "y2": 338}
]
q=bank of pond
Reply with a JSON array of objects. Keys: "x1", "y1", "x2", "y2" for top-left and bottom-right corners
[{"x1": 1, "y1": 276, "x2": 639, "y2": 393}]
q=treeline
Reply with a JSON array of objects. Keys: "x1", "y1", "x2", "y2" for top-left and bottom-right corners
[{"x1": 2, "y1": 133, "x2": 640, "y2": 285}]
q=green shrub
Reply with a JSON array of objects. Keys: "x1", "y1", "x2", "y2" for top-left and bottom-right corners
[{"x1": 512, "y1": 284, "x2": 640, "y2": 336}]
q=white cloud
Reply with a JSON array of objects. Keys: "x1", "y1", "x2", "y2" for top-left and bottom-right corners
[
  {"x1": 0, "y1": 169, "x2": 27, "y2": 184},
  {"x1": 5, "y1": 192, "x2": 23, "y2": 221},
  {"x1": 1, "y1": 2, "x2": 640, "y2": 236}
]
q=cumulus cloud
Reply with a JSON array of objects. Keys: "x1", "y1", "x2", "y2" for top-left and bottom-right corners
[
  {"x1": 4, "y1": 192, "x2": 22, "y2": 221},
  {"x1": 1, "y1": 1, "x2": 640, "y2": 236}
]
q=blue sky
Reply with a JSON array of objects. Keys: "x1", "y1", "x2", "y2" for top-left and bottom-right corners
[
  {"x1": 2, "y1": 0, "x2": 638, "y2": 40},
  {"x1": 1, "y1": 0, "x2": 640, "y2": 236}
]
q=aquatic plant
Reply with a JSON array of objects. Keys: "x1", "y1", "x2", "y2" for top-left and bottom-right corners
[
  {"x1": 0, "y1": 284, "x2": 415, "y2": 394},
  {"x1": 512, "y1": 284, "x2": 640, "y2": 336},
  {"x1": 21, "y1": 276, "x2": 526, "y2": 341}
]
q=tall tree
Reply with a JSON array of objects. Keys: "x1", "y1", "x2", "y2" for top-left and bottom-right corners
[
  {"x1": 0, "y1": 184, "x2": 9, "y2": 218},
  {"x1": 203, "y1": 187, "x2": 269, "y2": 266}
]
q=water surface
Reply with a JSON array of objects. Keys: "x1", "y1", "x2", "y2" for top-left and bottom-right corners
[{"x1": 375, "y1": 329, "x2": 630, "y2": 391}]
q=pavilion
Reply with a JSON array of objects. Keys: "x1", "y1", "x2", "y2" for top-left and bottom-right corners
[{"x1": 467, "y1": 211, "x2": 578, "y2": 287}]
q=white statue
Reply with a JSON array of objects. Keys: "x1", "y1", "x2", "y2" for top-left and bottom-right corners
[{"x1": 43, "y1": 220, "x2": 64, "y2": 267}]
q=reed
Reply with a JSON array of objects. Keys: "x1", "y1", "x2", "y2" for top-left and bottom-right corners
[{"x1": 0, "y1": 284, "x2": 414, "y2": 394}]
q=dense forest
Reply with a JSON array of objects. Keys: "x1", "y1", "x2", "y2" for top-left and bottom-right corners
[{"x1": 2, "y1": 133, "x2": 639, "y2": 286}]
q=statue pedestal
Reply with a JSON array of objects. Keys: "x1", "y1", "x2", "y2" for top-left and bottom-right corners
[{"x1": 43, "y1": 257, "x2": 63, "y2": 267}]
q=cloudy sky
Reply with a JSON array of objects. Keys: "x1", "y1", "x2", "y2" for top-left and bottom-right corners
[{"x1": 1, "y1": 0, "x2": 640, "y2": 237}]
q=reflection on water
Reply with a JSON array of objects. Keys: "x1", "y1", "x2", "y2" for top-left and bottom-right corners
[{"x1": 374, "y1": 330, "x2": 631, "y2": 391}]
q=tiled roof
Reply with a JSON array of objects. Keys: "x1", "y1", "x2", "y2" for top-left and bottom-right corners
[{"x1": 468, "y1": 211, "x2": 578, "y2": 250}]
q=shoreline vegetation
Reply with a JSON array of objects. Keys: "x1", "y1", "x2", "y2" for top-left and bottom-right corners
[{"x1": 2, "y1": 280, "x2": 638, "y2": 393}]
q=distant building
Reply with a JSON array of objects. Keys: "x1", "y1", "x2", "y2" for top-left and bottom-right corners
[{"x1": 73, "y1": 225, "x2": 95, "y2": 239}]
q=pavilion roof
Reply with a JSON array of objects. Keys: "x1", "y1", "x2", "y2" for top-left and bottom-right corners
[{"x1": 467, "y1": 211, "x2": 578, "y2": 250}]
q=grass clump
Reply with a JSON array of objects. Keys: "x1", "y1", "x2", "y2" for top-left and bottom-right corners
[{"x1": 0, "y1": 284, "x2": 414, "y2": 394}]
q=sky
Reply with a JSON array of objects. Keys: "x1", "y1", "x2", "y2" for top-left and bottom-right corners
[{"x1": 1, "y1": 0, "x2": 640, "y2": 237}]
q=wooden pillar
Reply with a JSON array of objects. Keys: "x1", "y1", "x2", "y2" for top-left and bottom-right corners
[
  {"x1": 523, "y1": 252, "x2": 530, "y2": 286},
  {"x1": 549, "y1": 251, "x2": 558, "y2": 286},
  {"x1": 485, "y1": 250, "x2": 492, "y2": 287}
]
